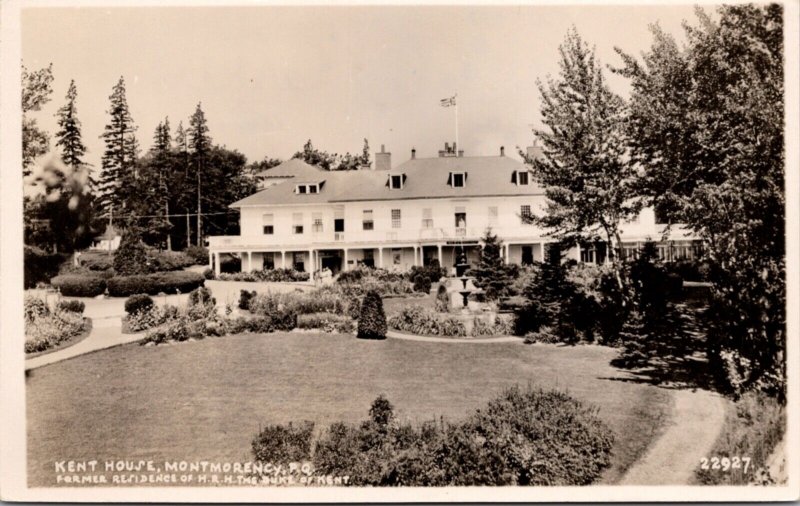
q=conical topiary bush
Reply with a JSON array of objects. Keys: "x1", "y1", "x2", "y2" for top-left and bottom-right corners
[{"x1": 357, "y1": 289, "x2": 387, "y2": 340}]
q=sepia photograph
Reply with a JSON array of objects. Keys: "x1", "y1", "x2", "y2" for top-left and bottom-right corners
[{"x1": 0, "y1": 0, "x2": 798, "y2": 502}]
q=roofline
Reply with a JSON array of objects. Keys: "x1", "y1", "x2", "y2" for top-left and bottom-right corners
[{"x1": 230, "y1": 192, "x2": 546, "y2": 209}]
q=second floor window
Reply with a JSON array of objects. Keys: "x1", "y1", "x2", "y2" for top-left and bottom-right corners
[
  {"x1": 488, "y1": 206, "x2": 498, "y2": 226},
  {"x1": 293, "y1": 213, "x2": 303, "y2": 234},
  {"x1": 422, "y1": 208, "x2": 433, "y2": 228},
  {"x1": 391, "y1": 209, "x2": 401, "y2": 229},
  {"x1": 363, "y1": 210, "x2": 374, "y2": 230},
  {"x1": 518, "y1": 171, "x2": 529, "y2": 185},
  {"x1": 312, "y1": 213, "x2": 323, "y2": 233},
  {"x1": 262, "y1": 214, "x2": 274, "y2": 235},
  {"x1": 520, "y1": 205, "x2": 532, "y2": 223}
]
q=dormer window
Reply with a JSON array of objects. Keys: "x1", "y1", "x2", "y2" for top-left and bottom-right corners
[
  {"x1": 449, "y1": 171, "x2": 466, "y2": 188},
  {"x1": 389, "y1": 174, "x2": 404, "y2": 189},
  {"x1": 512, "y1": 170, "x2": 532, "y2": 186},
  {"x1": 295, "y1": 181, "x2": 323, "y2": 194}
]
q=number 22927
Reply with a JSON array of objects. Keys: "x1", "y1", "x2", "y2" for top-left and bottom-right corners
[{"x1": 699, "y1": 456, "x2": 751, "y2": 473}]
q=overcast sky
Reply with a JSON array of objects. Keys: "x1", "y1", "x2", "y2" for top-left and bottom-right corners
[{"x1": 22, "y1": 4, "x2": 702, "y2": 170}]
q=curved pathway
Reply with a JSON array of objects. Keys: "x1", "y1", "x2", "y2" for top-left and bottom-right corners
[
  {"x1": 25, "y1": 316, "x2": 144, "y2": 371},
  {"x1": 619, "y1": 388, "x2": 727, "y2": 485}
]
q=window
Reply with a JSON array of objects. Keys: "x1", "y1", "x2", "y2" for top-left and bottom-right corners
[
  {"x1": 422, "y1": 208, "x2": 433, "y2": 228},
  {"x1": 293, "y1": 252, "x2": 305, "y2": 272},
  {"x1": 390, "y1": 174, "x2": 403, "y2": 189},
  {"x1": 488, "y1": 206, "x2": 498, "y2": 227},
  {"x1": 293, "y1": 213, "x2": 303, "y2": 234},
  {"x1": 264, "y1": 252, "x2": 275, "y2": 270},
  {"x1": 518, "y1": 171, "x2": 530, "y2": 185},
  {"x1": 362, "y1": 250, "x2": 375, "y2": 268},
  {"x1": 297, "y1": 185, "x2": 307, "y2": 194},
  {"x1": 262, "y1": 214, "x2": 274, "y2": 235},
  {"x1": 362, "y1": 210, "x2": 374, "y2": 230},
  {"x1": 392, "y1": 248, "x2": 402, "y2": 265},
  {"x1": 451, "y1": 172, "x2": 465, "y2": 188},
  {"x1": 312, "y1": 213, "x2": 323, "y2": 233},
  {"x1": 455, "y1": 208, "x2": 467, "y2": 230},
  {"x1": 308, "y1": 184, "x2": 318, "y2": 194},
  {"x1": 391, "y1": 209, "x2": 401, "y2": 229},
  {"x1": 520, "y1": 205, "x2": 532, "y2": 224}
]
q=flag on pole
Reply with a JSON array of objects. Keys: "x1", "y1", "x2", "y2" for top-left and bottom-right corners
[{"x1": 440, "y1": 95, "x2": 457, "y2": 107}]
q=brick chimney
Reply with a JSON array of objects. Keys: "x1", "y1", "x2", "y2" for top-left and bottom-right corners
[
  {"x1": 375, "y1": 144, "x2": 391, "y2": 171},
  {"x1": 438, "y1": 141, "x2": 463, "y2": 158},
  {"x1": 411, "y1": 148, "x2": 416, "y2": 159},
  {"x1": 500, "y1": 146, "x2": 505, "y2": 156}
]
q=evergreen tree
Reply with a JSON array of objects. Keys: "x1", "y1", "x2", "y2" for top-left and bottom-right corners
[
  {"x1": 188, "y1": 102, "x2": 211, "y2": 246},
  {"x1": 54, "y1": 80, "x2": 86, "y2": 171},
  {"x1": 98, "y1": 76, "x2": 139, "y2": 219},
  {"x1": 357, "y1": 290, "x2": 387, "y2": 340},
  {"x1": 526, "y1": 28, "x2": 638, "y2": 291},
  {"x1": 471, "y1": 229, "x2": 515, "y2": 300}
]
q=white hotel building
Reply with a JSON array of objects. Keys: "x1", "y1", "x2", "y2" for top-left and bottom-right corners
[{"x1": 207, "y1": 143, "x2": 698, "y2": 275}]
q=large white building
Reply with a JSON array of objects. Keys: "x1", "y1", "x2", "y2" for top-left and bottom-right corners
[{"x1": 207, "y1": 143, "x2": 698, "y2": 275}]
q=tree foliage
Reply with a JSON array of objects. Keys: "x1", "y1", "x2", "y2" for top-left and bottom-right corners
[
  {"x1": 526, "y1": 28, "x2": 639, "y2": 288},
  {"x1": 615, "y1": 5, "x2": 785, "y2": 398},
  {"x1": 470, "y1": 229, "x2": 516, "y2": 300},
  {"x1": 22, "y1": 63, "x2": 54, "y2": 174},
  {"x1": 292, "y1": 138, "x2": 371, "y2": 170},
  {"x1": 98, "y1": 76, "x2": 139, "y2": 217}
]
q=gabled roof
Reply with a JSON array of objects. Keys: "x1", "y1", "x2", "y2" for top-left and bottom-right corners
[{"x1": 232, "y1": 154, "x2": 543, "y2": 207}]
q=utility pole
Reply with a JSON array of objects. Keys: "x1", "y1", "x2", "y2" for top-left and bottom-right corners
[
  {"x1": 196, "y1": 162, "x2": 202, "y2": 246},
  {"x1": 186, "y1": 212, "x2": 191, "y2": 249}
]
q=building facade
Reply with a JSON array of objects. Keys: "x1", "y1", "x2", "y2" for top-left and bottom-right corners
[{"x1": 207, "y1": 143, "x2": 698, "y2": 275}]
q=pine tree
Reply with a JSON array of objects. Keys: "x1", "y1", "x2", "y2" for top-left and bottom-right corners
[
  {"x1": 188, "y1": 103, "x2": 211, "y2": 246},
  {"x1": 471, "y1": 229, "x2": 515, "y2": 300},
  {"x1": 174, "y1": 120, "x2": 192, "y2": 248},
  {"x1": 55, "y1": 80, "x2": 86, "y2": 171},
  {"x1": 98, "y1": 76, "x2": 139, "y2": 219}
]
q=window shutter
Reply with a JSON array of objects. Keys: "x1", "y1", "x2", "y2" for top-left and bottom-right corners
[{"x1": 511, "y1": 171, "x2": 517, "y2": 184}]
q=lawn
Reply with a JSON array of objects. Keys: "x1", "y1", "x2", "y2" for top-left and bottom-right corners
[{"x1": 26, "y1": 332, "x2": 671, "y2": 486}]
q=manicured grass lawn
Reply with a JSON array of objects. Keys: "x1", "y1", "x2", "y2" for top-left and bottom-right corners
[{"x1": 26, "y1": 332, "x2": 671, "y2": 486}]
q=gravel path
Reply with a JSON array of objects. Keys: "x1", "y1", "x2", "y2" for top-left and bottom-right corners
[{"x1": 619, "y1": 389, "x2": 726, "y2": 485}]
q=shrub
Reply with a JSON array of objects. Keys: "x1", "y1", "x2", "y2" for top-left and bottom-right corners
[
  {"x1": 523, "y1": 326, "x2": 561, "y2": 344},
  {"x1": 51, "y1": 275, "x2": 107, "y2": 297},
  {"x1": 140, "y1": 318, "x2": 189, "y2": 345},
  {"x1": 184, "y1": 245, "x2": 209, "y2": 265},
  {"x1": 357, "y1": 290, "x2": 387, "y2": 340},
  {"x1": 388, "y1": 305, "x2": 466, "y2": 337},
  {"x1": 148, "y1": 250, "x2": 195, "y2": 272},
  {"x1": 125, "y1": 304, "x2": 179, "y2": 332},
  {"x1": 113, "y1": 230, "x2": 151, "y2": 276},
  {"x1": 78, "y1": 252, "x2": 114, "y2": 272},
  {"x1": 125, "y1": 294, "x2": 154, "y2": 315},
  {"x1": 203, "y1": 267, "x2": 215, "y2": 280},
  {"x1": 470, "y1": 316, "x2": 513, "y2": 337},
  {"x1": 408, "y1": 262, "x2": 445, "y2": 284},
  {"x1": 469, "y1": 230, "x2": 517, "y2": 300},
  {"x1": 435, "y1": 284, "x2": 450, "y2": 312},
  {"x1": 106, "y1": 271, "x2": 205, "y2": 296},
  {"x1": 412, "y1": 274, "x2": 432, "y2": 294},
  {"x1": 24, "y1": 246, "x2": 65, "y2": 289},
  {"x1": 220, "y1": 255, "x2": 242, "y2": 273},
  {"x1": 216, "y1": 268, "x2": 311, "y2": 282},
  {"x1": 24, "y1": 296, "x2": 50, "y2": 323},
  {"x1": 252, "y1": 421, "x2": 315, "y2": 464},
  {"x1": 187, "y1": 287, "x2": 217, "y2": 319},
  {"x1": 56, "y1": 299, "x2": 85, "y2": 314},
  {"x1": 239, "y1": 289, "x2": 257, "y2": 310}
]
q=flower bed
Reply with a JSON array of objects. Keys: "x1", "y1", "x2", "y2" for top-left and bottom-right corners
[
  {"x1": 297, "y1": 312, "x2": 355, "y2": 334},
  {"x1": 25, "y1": 296, "x2": 90, "y2": 354},
  {"x1": 388, "y1": 305, "x2": 467, "y2": 337}
]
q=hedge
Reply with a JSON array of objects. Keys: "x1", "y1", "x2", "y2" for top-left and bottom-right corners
[
  {"x1": 107, "y1": 271, "x2": 205, "y2": 297},
  {"x1": 51, "y1": 275, "x2": 107, "y2": 297}
]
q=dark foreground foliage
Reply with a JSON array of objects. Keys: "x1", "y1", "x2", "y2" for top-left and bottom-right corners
[{"x1": 251, "y1": 387, "x2": 614, "y2": 486}]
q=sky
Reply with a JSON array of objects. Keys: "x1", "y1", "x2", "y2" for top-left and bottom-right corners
[{"x1": 22, "y1": 4, "x2": 702, "y2": 170}]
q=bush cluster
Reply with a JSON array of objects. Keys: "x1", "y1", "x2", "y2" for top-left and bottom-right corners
[
  {"x1": 217, "y1": 268, "x2": 311, "y2": 282},
  {"x1": 337, "y1": 267, "x2": 412, "y2": 296},
  {"x1": 50, "y1": 275, "x2": 107, "y2": 297},
  {"x1": 357, "y1": 290, "x2": 387, "y2": 340},
  {"x1": 388, "y1": 305, "x2": 466, "y2": 337},
  {"x1": 297, "y1": 312, "x2": 355, "y2": 334},
  {"x1": 107, "y1": 271, "x2": 205, "y2": 297},
  {"x1": 251, "y1": 387, "x2": 614, "y2": 486},
  {"x1": 125, "y1": 294, "x2": 154, "y2": 315},
  {"x1": 125, "y1": 304, "x2": 180, "y2": 333},
  {"x1": 56, "y1": 299, "x2": 85, "y2": 314},
  {"x1": 469, "y1": 315, "x2": 514, "y2": 337},
  {"x1": 435, "y1": 284, "x2": 450, "y2": 312},
  {"x1": 184, "y1": 245, "x2": 209, "y2": 266},
  {"x1": 24, "y1": 246, "x2": 66, "y2": 289},
  {"x1": 239, "y1": 289, "x2": 257, "y2": 310},
  {"x1": 408, "y1": 262, "x2": 446, "y2": 284}
]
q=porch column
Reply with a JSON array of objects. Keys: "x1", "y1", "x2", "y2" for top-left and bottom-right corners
[
  {"x1": 343, "y1": 248, "x2": 349, "y2": 271},
  {"x1": 247, "y1": 251, "x2": 252, "y2": 272},
  {"x1": 208, "y1": 250, "x2": 213, "y2": 269},
  {"x1": 214, "y1": 252, "x2": 221, "y2": 276},
  {"x1": 308, "y1": 249, "x2": 315, "y2": 273},
  {"x1": 281, "y1": 250, "x2": 286, "y2": 269},
  {"x1": 378, "y1": 247, "x2": 384, "y2": 268},
  {"x1": 576, "y1": 243, "x2": 582, "y2": 263},
  {"x1": 437, "y1": 244, "x2": 443, "y2": 266},
  {"x1": 539, "y1": 242, "x2": 546, "y2": 262}
]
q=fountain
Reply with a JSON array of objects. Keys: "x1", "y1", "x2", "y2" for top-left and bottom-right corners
[{"x1": 450, "y1": 248, "x2": 484, "y2": 311}]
